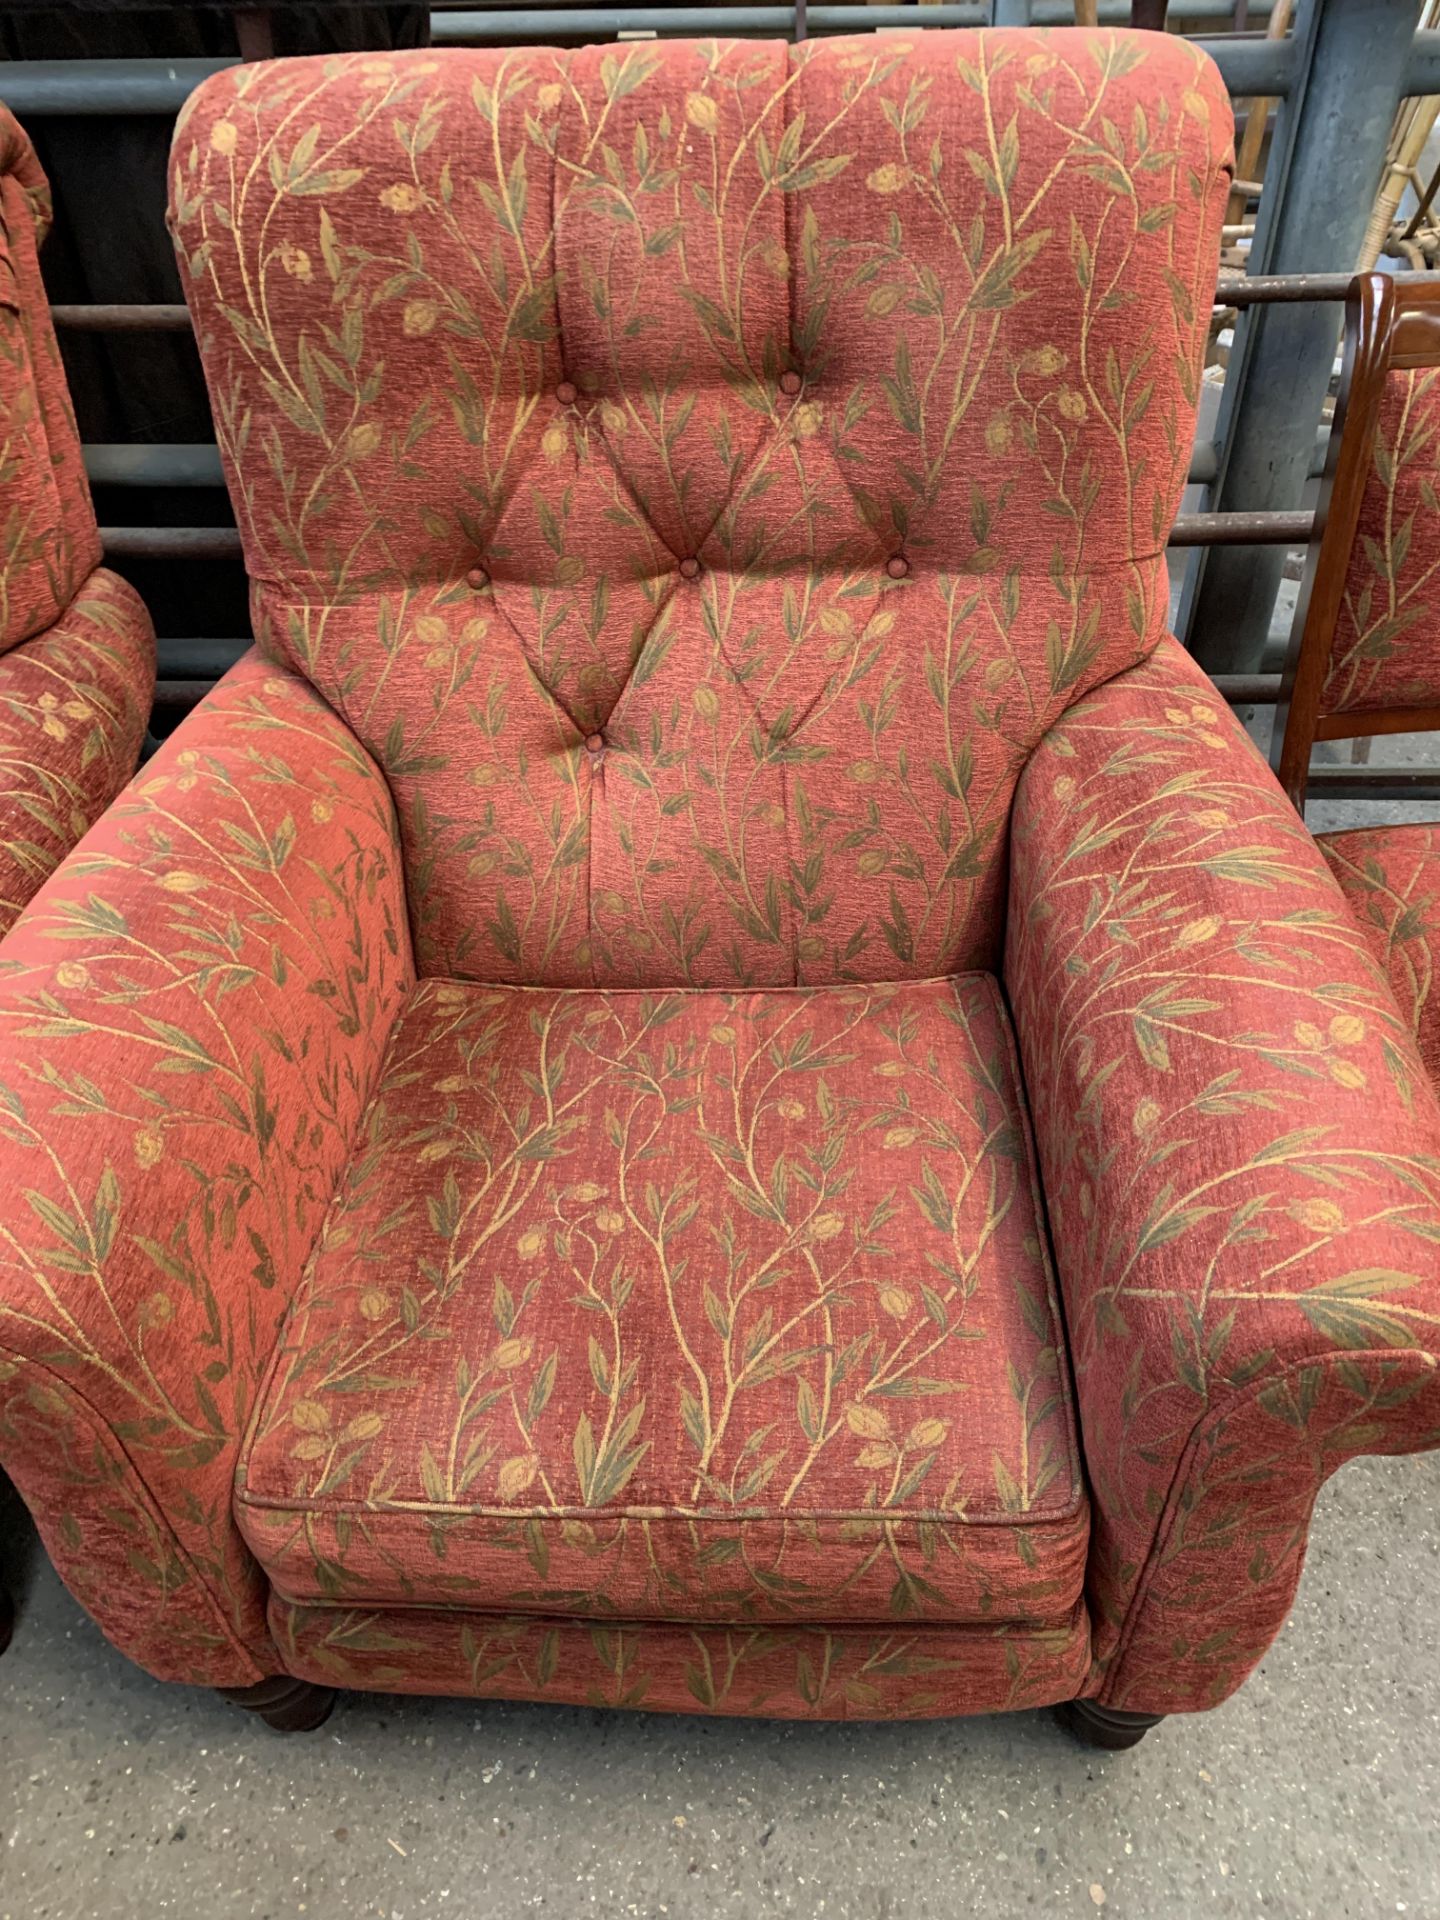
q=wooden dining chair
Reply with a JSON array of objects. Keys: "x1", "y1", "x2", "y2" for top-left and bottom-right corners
[{"x1": 1272, "y1": 271, "x2": 1440, "y2": 1086}]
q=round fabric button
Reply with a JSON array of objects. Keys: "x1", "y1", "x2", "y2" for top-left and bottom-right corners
[
  {"x1": 885, "y1": 555, "x2": 909, "y2": 579},
  {"x1": 555, "y1": 380, "x2": 578, "y2": 406},
  {"x1": 779, "y1": 370, "x2": 803, "y2": 397},
  {"x1": 678, "y1": 556, "x2": 702, "y2": 581},
  {"x1": 466, "y1": 566, "x2": 489, "y2": 591},
  {"x1": 584, "y1": 732, "x2": 606, "y2": 755}
]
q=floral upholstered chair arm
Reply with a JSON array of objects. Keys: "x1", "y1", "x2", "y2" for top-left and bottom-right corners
[
  {"x1": 0, "y1": 653, "x2": 413, "y2": 1685},
  {"x1": 0, "y1": 570, "x2": 155, "y2": 936},
  {"x1": 1005, "y1": 633, "x2": 1440, "y2": 1717}
]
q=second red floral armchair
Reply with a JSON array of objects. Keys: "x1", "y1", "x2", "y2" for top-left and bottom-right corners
[
  {"x1": 0, "y1": 104, "x2": 155, "y2": 938},
  {"x1": 0, "y1": 31, "x2": 1436, "y2": 1747}
]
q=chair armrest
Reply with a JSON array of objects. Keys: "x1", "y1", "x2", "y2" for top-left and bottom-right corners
[
  {"x1": 0, "y1": 652, "x2": 412, "y2": 1684},
  {"x1": 0, "y1": 567, "x2": 154, "y2": 935},
  {"x1": 1005, "y1": 634, "x2": 1440, "y2": 1716}
]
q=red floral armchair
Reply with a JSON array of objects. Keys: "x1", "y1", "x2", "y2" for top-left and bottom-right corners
[
  {"x1": 1, "y1": 32, "x2": 1437, "y2": 1746},
  {"x1": 0, "y1": 106, "x2": 155, "y2": 937}
]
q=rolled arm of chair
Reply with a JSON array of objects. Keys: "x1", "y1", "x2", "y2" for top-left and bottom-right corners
[
  {"x1": 1005, "y1": 634, "x2": 1440, "y2": 1716},
  {"x1": 0, "y1": 567, "x2": 155, "y2": 936},
  {"x1": 0, "y1": 653, "x2": 413, "y2": 1685}
]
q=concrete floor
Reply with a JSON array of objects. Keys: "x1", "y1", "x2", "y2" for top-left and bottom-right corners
[
  {"x1": 4, "y1": 684, "x2": 1440, "y2": 1920},
  {"x1": 2, "y1": 1449, "x2": 1438, "y2": 1920}
]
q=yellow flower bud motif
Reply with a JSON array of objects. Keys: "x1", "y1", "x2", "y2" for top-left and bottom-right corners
[
  {"x1": 380, "y1": 181, "x2": 425, "y2": 213},
  {"x1": 600, "y1": 400, "x2": 628, "y2": 437},
  {"x1": 879, "y1": 1286, "x2": 912, "y2": 1319},
  {"x1": 1292, "y1": 1021, "x2": 1325, "y2": 1050},
  {"x1": 810, "y1": 1213, "x2": 845, "y2": 1241},
  {"x1": 498, "y1": 1455, "x2": 540, "y2": 1500},
  {"x1": 493, "y1": 1337, "x2": 534, "y2": 1370},
  {"x1": 1132, "y1": 1097, "x2": 1162, "y2": 1136},
  {"x1": 692, "y1": 684, "x2": 720, "y2": 719},
  {"x1": 159, "y1": 871, "x2": 207, "y2": 894},
  {"x1": 1329, "y1": 1058, "x2": 1367, "y2": 1091},
  {"x1": 867, "y1": 285, "x2": 902, "y2": 318},
  {"x1": 55, "y1": 962, "x2": 90, "y2": 991},
  {"x1": 1028, "y1": 344, "x2": 1065, "y2": 375},
  {"x1": 280, "y1": 244, "x2": 312, "y2": 282},
  {"x1": 291, "y1": 1399, "x2": 331, "y2": 1433},
  {"x1": 855, "y1": 1442, "x2": 895, "y2": 1470},
  {"x1": 866, "y1": 162, "x2": 908, "y2": 194},
  {"x1": 348, "y1": 421, "x2": 381, "y2": 458},
  {"x1": 140, "y1": 1292, "x2": 175, "y2": 1330},
  {"x1": 1194, "y1": 808, "x2": 1231, "y2": 829},
  {"x1": 541, "y1": 420, "x2": 569, "y2": 462},
  {"x1": 792, "y1": 400, "x2": 823, "y2": 439},
  {"x1": 857, "y1": 850, "x2": 889, "y2": 876},
  {"x1": 884, "y1": 1126, "x2": 920, "y2": 1149},
  {"x1": 907, "y1": 1418, "x2": 948, "y2": 1450},
  {"x1": 134, "y1": 1127, "x2": 165, "y2": 1170},
  {"x1": 685, "y1": 92, "x2": 719, "y2": 135},
  {"x1": 985, "y1": 415, "x2": 1013, "y2": 454},
  {"x1": 310, "y1": 798, "x2": 333, "y2": 824},
  {"x1": 516, "y1": 1228, "x2": 545, "y2": 1260},
  {"x1": 358, "y1": 1289, "x2": 389, "y2": 1322},
  {"x1": 1328, "y1": 1014, "x2": 1366, "y2": 1045},
  {"x1": 595, "y1": 1209, "x2": 625, "y2": 1235},
  {"x1": 1288, "y1": 1198, "x2": 1345, "y2": 1233},
  {"x1": 1058, "y1": 388, "x2": 1087, "y2": 421},
  {"x1": 571, "y1": 1182, "x2": 604, "y2": 1204},
  {"x1": 403, "y1": 298, "x2": 439, "y2": 336},
  {"x1": 1181, "y1": 87, "x2": 1212, "y2": 119},
  {"x1": 846, "y1": 1402, "x2": 890, "y2": 1441},
  {"x1": 343, "y1": 1412, "x2": 384, "y2": 1442},
  {"x1": 709, "y1": 1024, "x2": 736, "y2": 1047},
  {"x1": 1175, "y1": 914, "x2": 1222, "y2": 947},
  {"x1": 850, "y1": 759, "x2": 882, "y2": 785},
  {"x1": 209, "y1": 119, "x2": 238, "y2": 156},
  {"x1": 535, "y1": 82, "x2": 563, "y2": 111}
]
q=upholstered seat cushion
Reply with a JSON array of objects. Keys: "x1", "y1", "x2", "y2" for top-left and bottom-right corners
[
  {"x1": 239, "y1": 973, "x2": 1087, "y2": 1626},
  {"x1": 1319, "y1": 824, "x2": 1440, "y2": 1086}
]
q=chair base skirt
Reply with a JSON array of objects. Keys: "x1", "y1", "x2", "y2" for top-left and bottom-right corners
[{"x1": 265, "y1": 1597, "x2": 1092, "y2": 1722}]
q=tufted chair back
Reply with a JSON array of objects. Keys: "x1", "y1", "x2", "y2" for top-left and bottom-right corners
[
  {"x1": 169, "y1": 30, "x2": 1232, "y2": 987},
  {"x1": 1, "y1": 107, "x2": 104, "y2": 653}
]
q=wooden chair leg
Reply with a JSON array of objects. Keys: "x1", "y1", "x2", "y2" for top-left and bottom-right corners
[
  {"x1": 216, "y1": 1674, "x2": 337, "y2": 1732},
  {"x1": 1055, "y1": 1699, "x2": 1165, "y2": 1751}
]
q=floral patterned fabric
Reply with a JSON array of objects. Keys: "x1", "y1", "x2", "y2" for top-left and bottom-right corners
[
  {"x1": 168, "y1": 32, "x2": 1232, "y2": 988},
  {"x1": 272, "y1": 1599, "x2": 1091, "y2": 1720},
  {"x1": 0, "y1": 653, "x2": 413, "y2": 1685},
  {"x1": 1, "y1": 105, "x2": 155, "y2": 936},
  {"x1": 1006, "y1": 635, "x2": 1440, "y2": 1714},
  {"x1": 7, "y1": 34, "x2": 1433, "y2": 1728},
  {"x1": 1321, "y1": 365, "x2": 1440, "y2": 718},
  {"x1": 0, "y1": 105, "x2": 103, "y2": 651},
  {"x1": 240, "y1": 972, "x2": 1087, "y2": 1625},
  {"x1": 0, "y1": 570, "x2": 155, "y2": 936},
  {"x1": 1319, "y1": 825, "x2": 1440, "y2": 1090}
]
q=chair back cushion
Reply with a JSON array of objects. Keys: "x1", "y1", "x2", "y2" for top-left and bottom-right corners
[
  {"x1": 1322, "y1": 363, "x2": 1440, "y2": 717},
  {"x1": 169, "y1": 30, "x2": 1231, "y2": 985},
  {"x1": 0, "y1": 106, "x2": 102, "y2": 654}
]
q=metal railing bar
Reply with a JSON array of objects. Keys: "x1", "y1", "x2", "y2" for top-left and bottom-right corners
[
  {"x1": 50, "y1": 303, "x2": 192, "y2": 331},
  {"x1": 100, "y1": 527, "x2": 241, "y2": 559},
  {"x1": 0, "y1": 35, "x2": 1296, "y2": 115},
  {"x1": 1304, "y1": 767, "x2": 1440, "y2": 799},
  {"x1": 86, "y1": 445, "x2": 225, "y2": 489},
  {"x1": 1169, "y1": 509, "x2": 1313, "y2": 545},
  {"x1": 1213, "y1": 672, "x2": 1281, "y2": 704}
]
